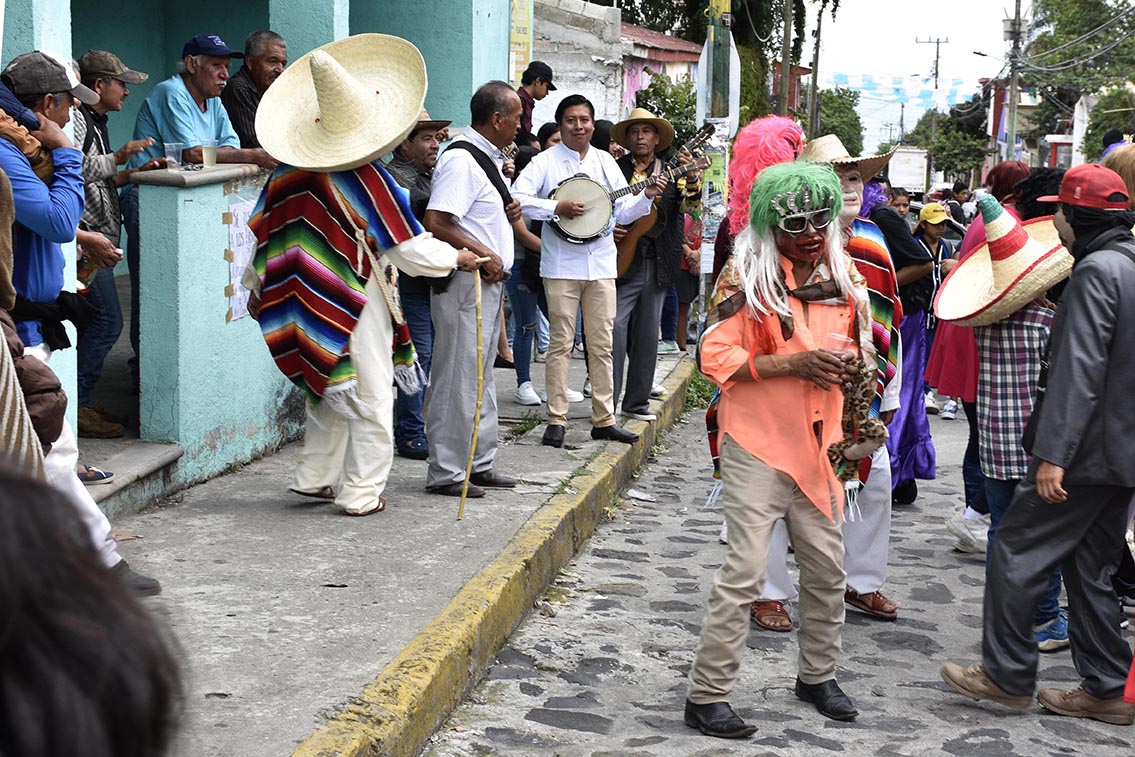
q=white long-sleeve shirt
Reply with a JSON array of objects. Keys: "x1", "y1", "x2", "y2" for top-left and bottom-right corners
[{"x1": 511, "y1": 142, "x2": 653, "y2": 281}]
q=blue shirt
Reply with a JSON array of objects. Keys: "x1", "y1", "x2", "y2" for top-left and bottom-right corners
[
  {"x1": 0, "y1": 141, "x2": 85, "y2": 346},
  {"x1": 128, "y1": 75, "x2": 239, "y2": 168}
]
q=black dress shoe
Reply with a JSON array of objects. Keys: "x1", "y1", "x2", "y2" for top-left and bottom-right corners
[
  {"x1": 794, "y1": 678, "x2": 858, "y2": 721},
  {"x1": 470, "y1": 470, "x2": 516, "y2": 488},
  {"x1": 427, "y1": 482, "x2": 485, "y2": 498},
  {"x1": 542, "y1": 425, "x2": 565, "y2": 448},
  {"x1": 892, "y1": 479, "x2": 918, "y2": 505},
  {"x1": 590, "y1": 424, "x2": 639, "y2": 444},
  {"x1": 683, "y1": 700, "x2": 757, "y2": 739}
]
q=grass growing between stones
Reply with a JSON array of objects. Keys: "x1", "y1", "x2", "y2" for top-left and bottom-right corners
[
  {"x1": 502, "y1": 411, "x2": 542, "y2": 442},
  {"x1": 684, "y1": 370, "x2": 716, "y2": 412}
]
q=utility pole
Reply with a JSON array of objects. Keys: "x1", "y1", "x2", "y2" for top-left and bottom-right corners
[
  {"x1": 899, "y1": 102, "x2": 905, "y2": 141},
  {"x1": 916, "y1": 36, "x2": 949, "y2": 141},
  {"x1": 777, "y1": 0, "x2": 794, "y2": 116},
  {"x1": 708, "y1": 0, "x2": 731, "y2": 118},
  {"x1": 1004, "y1": 0, "x2": 1023, "y2": 160},
  {"x1": 806, "y1": 1, "x2": 827, "y2": 138}
]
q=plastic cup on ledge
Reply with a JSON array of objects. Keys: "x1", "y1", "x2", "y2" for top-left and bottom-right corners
[{"x1": 164, "y1": 142, "x2": 184, "y2": 170}]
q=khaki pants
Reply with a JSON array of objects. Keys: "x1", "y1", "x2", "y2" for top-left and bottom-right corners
[
  {"x1": 544, "y1": 277, "x2": 616, "y2": 427},
  {"x1": 688, "y1": 434, "x2": 846, "y2": 703}
]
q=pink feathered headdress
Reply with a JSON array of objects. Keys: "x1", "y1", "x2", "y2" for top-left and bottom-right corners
[{"x1": 728, "y1": 116, "x2": 805, "y2": 234}]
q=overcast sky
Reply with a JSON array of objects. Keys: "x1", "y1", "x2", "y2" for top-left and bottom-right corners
[{"x1": 807, "y1": 0, "x2": 1030, "y2": 152}]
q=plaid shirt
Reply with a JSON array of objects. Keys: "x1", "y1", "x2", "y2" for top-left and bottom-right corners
[
  {"x1": 974, "y1": 303, "x2": 1053, "y2": 479},
  {"x1": 73, "y1": 105, "x2": 122, "y2": 245}
]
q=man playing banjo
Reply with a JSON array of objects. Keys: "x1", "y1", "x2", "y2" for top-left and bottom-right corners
[
  {"x1": 611, "y1": 108, "x2": 703, "y2": 423},
  {"x1": 512, "y1": 94, "x2": 666, "y2": 448}
]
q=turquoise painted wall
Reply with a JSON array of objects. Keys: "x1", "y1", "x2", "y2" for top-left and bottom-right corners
[
  {"x1": 350, "y1": 0, "x2": 510, "y2": 127},
  {"x1": 268, "y1": 0, "x2": 348, "y2": 63},
  {"x1": 137, "y1": 180, "x2": 303, "y2": 483}
]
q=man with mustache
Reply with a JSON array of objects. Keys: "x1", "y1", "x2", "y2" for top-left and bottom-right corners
[{"x1": 221, "y1": 30, "x2": 288, "y2": 150}]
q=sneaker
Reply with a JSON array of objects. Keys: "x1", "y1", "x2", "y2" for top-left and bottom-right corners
[
  {"x1": 1036, "y1": 609, "x2": 1071, "y2": 652},
  {"x1": 650, "y1": 383, "x2": 666, "y2": 398},
  {"x1": 534, "y1": 349, "x2": 547, "y2": 363},
  {"x1": 658, "y1": 340, "x2": 680, "y2": 354},
  {"x1": 582, "y1": 377, "x2": 592, "y2": 398},
  {"x1": 571, "y1": 342, "x2": 586, "y2": 359},
  {"x1": 940, "y1": 399, "x2": 959, "y2": 420},
  {"x1": 514, "y1": 381, "x2": 542, "y2": 406},
  {"x1": 947, "y1": 512, "x2": 990, "y2": 554},
  {"x1": 1037, "y1": 687, "x2": 1135, "y2": 726},
  {"x1": 111, "y1": 559, "x2": 162, "y2": 596},
  {"x1": 621, "y1": 409, "x2": 657, "y2": 422},
  {"x1": 77, "y1": 406, "x2": 125, "y2": 439},
  {"x1": 924, "y1": 391, "x2": 940, "y2": 415},
  {"x1": 537, "y1": 388, "x2": 586, "y2": 403}
]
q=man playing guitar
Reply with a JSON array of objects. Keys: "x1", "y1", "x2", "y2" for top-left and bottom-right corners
[
  {"x1": 511, "y1": 94, "x2": 666, "y2": 449},
  {"x1": 611, "y1": 108, "x2": 703, "y2": 422}
]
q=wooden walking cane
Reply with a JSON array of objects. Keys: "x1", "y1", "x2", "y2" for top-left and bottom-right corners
[{"x1": 458, "y1": 257, "x2": 493, "y2": 520}]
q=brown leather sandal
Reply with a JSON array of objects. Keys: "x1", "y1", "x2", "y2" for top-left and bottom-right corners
[
  {"x1": 845, "y1": 589, "x2": 899, "y2": 621},
  {"x1": 289, "y1": 485, "x2": 336, "y2": 500},
  {"x1": 750, "y1": 600, "x2": 793, "y2": 632},
  {"x1": 344, "y1": 497, "x2": 387, "y2": 517}
]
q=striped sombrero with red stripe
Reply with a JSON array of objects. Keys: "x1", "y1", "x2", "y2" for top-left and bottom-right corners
[{"x1": 934, "y1": 194, "x2": 1071, "y2": 327}]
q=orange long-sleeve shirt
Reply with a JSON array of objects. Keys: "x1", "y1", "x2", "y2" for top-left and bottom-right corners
[{"x1": 699, "y1": 263, "x2": 854, "y2": 521}]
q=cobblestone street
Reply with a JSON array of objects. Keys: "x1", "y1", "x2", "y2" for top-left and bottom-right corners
[{"x1": 426, "y1": 410, "x2": 1134, "y2": 756}]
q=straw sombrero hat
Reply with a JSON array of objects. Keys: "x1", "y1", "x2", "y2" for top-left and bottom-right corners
[
  {"x1": 934, "y1": 194, "x2": 1072, "y2": 327},
  {"x1": 256, "y1": 34, "x2": 427, "y2": 173},
  {"x1": 799, "y1": 134, "x2": 896, "y2": 179},
  {"x1": 611, "y1": 107, "x2": 676, "y2": 152}
]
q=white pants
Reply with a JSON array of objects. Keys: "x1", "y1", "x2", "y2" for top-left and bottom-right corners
[
  {"x1": 25, "y1": 343, "x2": 121, "y2": 568},
  {"x1": 762, "y1": 444, "x2": 892, "y2": 600},
  {"x1": 292, "y1": 274, "x2": 394, "y2": 514}
]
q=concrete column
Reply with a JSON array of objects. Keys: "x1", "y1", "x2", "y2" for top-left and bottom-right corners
[
  {"x1": 351, "y1": 0, "x2": 510, "y2": 126},
  {"x1": 269, "y1": 0, "x2": 349, "y2": 59},
  {"x1": 2, "y1": 0, "x2": 72, "y2": 66}
]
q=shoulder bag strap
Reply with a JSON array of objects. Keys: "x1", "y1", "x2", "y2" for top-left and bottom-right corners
[{"x1": 443, "y1": 141, "x2": 512, "y2": 209}]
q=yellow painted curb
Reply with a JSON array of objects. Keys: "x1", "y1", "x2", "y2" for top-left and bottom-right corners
[{"x1": 292, "y1": 359, "x2": 698, "y2": 757}]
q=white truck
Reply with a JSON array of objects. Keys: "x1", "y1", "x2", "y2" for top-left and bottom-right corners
[{"x1": 887, "y1": 146, "x2": 929, "y2": 196}]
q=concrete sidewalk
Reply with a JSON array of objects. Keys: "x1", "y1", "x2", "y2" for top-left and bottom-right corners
[{"x1": 115, "y1": 351, "x2": 695, "y2": 757}]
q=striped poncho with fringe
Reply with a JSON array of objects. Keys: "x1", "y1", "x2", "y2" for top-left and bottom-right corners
[
  {"x1": 249, "y1": 161, "x2": 422, "y2": 407},
  {"x1": 846, "y1": 218, "x2": 902, "y2": 418}
]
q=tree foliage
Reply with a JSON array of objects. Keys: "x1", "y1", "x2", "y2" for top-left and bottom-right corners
[
  {"x1": 929, "y1": 130, "x2": 990, "y2": 180},
  {"x1": 1083, "y1": 88, "x2": 1135, "y2": 161},
  {"x1": 1022, "y1": 0, "x2": 1135, "y2": 140},
  {"x1": 816, "y1": 88, "x2": 862, "y2": 156},
  {"x1": 635, "y1": 70, "x2": 698, "y2": 147}
]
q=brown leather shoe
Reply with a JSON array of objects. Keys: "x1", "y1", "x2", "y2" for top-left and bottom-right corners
[
  {"x1": 77, "y1": 406, "x2": 124, "y2": 439},
  {"x1": 940, "y1": 662, "x2": 1031, "y2": 709},
  {"x1": 1037, "y1": 687, "x2": 1135, "y2": 725}
]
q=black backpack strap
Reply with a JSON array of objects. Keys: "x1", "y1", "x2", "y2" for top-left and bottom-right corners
[
  {"x1": 443, "y1": 141, "x2": 512, "y2": 209},
  {"x1": 77, "y1": 104, "x2": 97, "y2": 155}
]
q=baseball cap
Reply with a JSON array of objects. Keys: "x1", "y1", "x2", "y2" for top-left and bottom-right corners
[
  {"x1": 918, "y1": 202, "x2": 950, "y2": 225},
  {"x1": 1037, "y1": 163, "x2": 1130, "y2": 210},
  {"x1": 1, "y1": 51, "x2": 99, "y2": 105},
  {"x1": 78, "y1": 50, "x2": 149, "y2": 85},
  {"x1": 181, "y1": 34, "x2": 244, "y2": 60},
  {"x1": 524, "y1": 60, "x2": 557, "y2": 90}
]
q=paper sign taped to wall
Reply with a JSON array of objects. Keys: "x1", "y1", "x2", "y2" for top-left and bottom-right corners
[{"x1": 226, "y1": 198, "x2": 256, "y2": 322}]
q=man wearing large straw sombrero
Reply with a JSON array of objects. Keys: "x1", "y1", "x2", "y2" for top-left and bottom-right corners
[
  {"x1": 244, "y1": 34, "x2": 481, "y2": 517},
  {"x1": 940, "y1": 164, "x2": 1135, "y2": 726}
]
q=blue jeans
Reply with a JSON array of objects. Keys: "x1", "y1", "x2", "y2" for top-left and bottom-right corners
[
  {"x1": 506, "y1": 260, "x2": 539, "y2": 386},
  {"x1": 76, "y1": 265, "x2": 124, "y2": 407},
  {"x1": 962, "y1": 400, "x2": 988, "y2": 514},
  {"x1": 394, "y1": 290, "x2": 433, "y2": 447},
  {"x1": 120, "y1": 185, "x2": 141, "y2": 385},
  {"x1": 986, "y1": 476, "x2": 1063, "y2": 624},
  {"x1": 660, "y1": 284, "x2": 678, "y2": 342}
]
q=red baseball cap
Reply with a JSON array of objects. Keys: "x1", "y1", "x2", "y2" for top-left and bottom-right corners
[{"x1": 1037, "y1": 163, "x2": 1130, "y2": 210}]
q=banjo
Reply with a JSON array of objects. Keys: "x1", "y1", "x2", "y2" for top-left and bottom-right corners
[{"x1": 548, "y1": 155, "x2": 711, "y2": 244}]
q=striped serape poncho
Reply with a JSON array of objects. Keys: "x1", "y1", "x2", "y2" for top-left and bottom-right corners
[
  {"x1": 249, "y1": 161, "x2": 423, "y2": 411},
  {"x1": 846, "y1": 218, "x2": 902, "y2": 418}
]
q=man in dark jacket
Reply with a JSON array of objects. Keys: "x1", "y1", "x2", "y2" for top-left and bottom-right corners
[
  {"x1": 940, "y1": 163, "x2": 1135, "y2": 725},
  {"x1": 611, "y1": 108, "x2": 701, "y2": 421}
]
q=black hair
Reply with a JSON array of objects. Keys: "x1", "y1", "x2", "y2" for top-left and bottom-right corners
[
  {"x1": 470, "y1": 80, "x2": 517, "y2": 127},
  {"x1": 245, "y1": 30, "x2": 285, "y2": 59},
  {"x1": 535, "y1": 122, "x2": 559, "y2": 150},
  {"x1": 591, "y1": 119, "x2": 614, "y2": 151},
  {"x1": 890, "y1": 186, "x2": 909, "y2": 199},
  {"x1": 1103, "y1": 129, "x2": 1126, "y2": 149},
  {"x1": 0, "y1": 462, "x2": 182, "y2": 757},
  {"x1": 555, "y1": 94, "x2": 594, "y2": 125},
  {"x1": 8, "y1": 88, "x2": 68, "y2": 108},
  {"x1": 1013, "y1": 168, "x2": 1065, "y2": 222},
  {"x1": 513, "y1": 145, "x2": 539, "y2": 177},
  {"x1": 521, "y1": 69, "x2": 541, "y2": 86},
  {"x1": 952, "y1": 180, "x2": 969, "y2": 194}
]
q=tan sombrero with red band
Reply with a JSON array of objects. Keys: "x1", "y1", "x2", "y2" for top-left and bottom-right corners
[{"x1": 934, "y1": 194, "x2": 1072, "y2": 327}]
